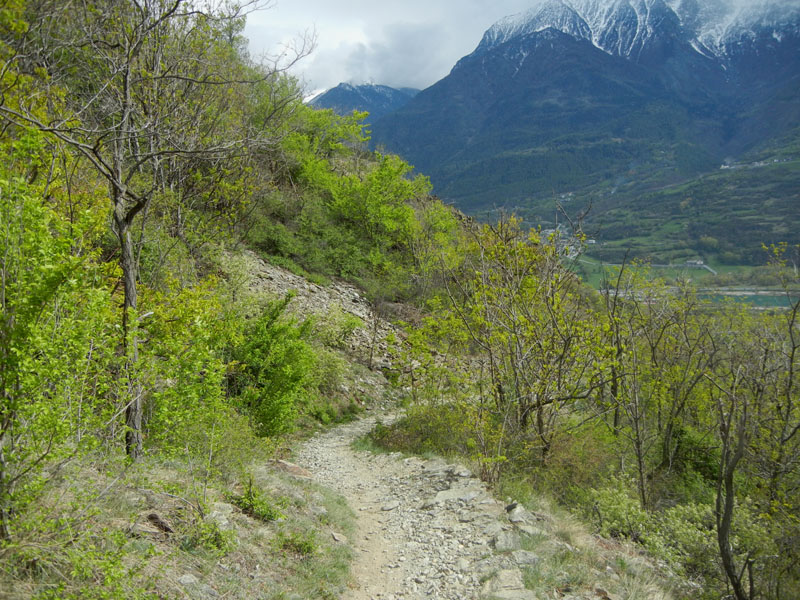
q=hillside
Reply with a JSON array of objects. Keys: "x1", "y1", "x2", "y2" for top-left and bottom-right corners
[
  {"x1": 1, "y1": 3, "x2": 799, "y2": 600},
  {"x1": 370, "y1": 0, "x2": 800, "y2": 264}
]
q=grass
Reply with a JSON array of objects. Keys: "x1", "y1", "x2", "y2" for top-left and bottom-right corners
[
  {"x1": 0, "y1": 451, "x2": 356, "y2": 600},
  {"x1": 226, "y1": 477, "x2": 286, "y2": 522},
  {"x1": 574, "y1": 256, "x2": 800, "y2": 310},
  {"x1": 515, "y1": 500, "x2": 677, "y2": 600},
  {"x1": 351, "y1": 432, "x2": 394, "y2": 454}
]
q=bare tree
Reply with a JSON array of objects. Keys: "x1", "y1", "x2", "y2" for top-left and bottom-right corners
[{"x1": 707, "y1": 349, "x2": 754, "y2": 600}]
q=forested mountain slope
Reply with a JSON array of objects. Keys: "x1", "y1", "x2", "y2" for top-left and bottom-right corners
[
  {"x1": 310, "y1": 83, "x2": 419, "y2": 122},
  {"x1": 370, "y1": 0, "x2": 800, "y2": 264}
]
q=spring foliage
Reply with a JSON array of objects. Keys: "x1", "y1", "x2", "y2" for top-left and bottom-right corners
[
  {"x1": 391, "y1": 226, "x2": 800, "y2": 599},
  {"x1": 0, "y1": 1, "x2": 456, "y2": 595},
  {"x1": 1, "y1": 2, "x2": 798, "y2": 599}
]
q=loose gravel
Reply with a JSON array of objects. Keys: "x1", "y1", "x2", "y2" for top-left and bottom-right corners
[{"x1": 293, "y1": 413, "x2": 545, "y2": 600}]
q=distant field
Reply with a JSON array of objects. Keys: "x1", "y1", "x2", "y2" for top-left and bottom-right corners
[
  {"x1": 574, "y1": 256, "x2": 799, "y2": 307},
  {"x1": 502, "y1": 155, "x2": 800, "y2": 268},
  {"x1": 698, "y1": 291, "x2": 800, "y2": 309},
  {"x1": 574, "y1": 256, "x2": 736, "y2": 288}
]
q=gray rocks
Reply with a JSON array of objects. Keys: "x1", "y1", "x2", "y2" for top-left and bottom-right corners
[
  {"x1": 178, "y1": 574, "x2": 198, "y2": 585},
  {"x1": 480, "y1": 569, "x2": 537, "y2": 600},
  {"x1": 331, "y1": 531, "x2": 347, "y2": 543},
  {"x1": 178, "y1": 573, "x2": 219, "y2": 599},
  {"x1": 517, "y1": 524, "x2": 546, "y2": 538},
  {"x1": 452, "y1": 465, "x2": 473, "y2": 478},
  {"x1": 293, "y1": 413, "x2": 540, "y2": 599},
  {"x1": 240, "y1": 251, "x2": 396, "y2": 368},
  {"x1": 208, "y1": 502, "x2": 235, "y2": 531},
  {"x1": 271, "y1": 459, "x2": 312, "y2": 479},
  {"x1": 492, "y1": 531, "x2": 521, "y2": 552},
  {"x1": 511, "y1": 550, "x2": 540, "y2": 566},
  {"x1": 507, "y1": 505, "x2": 534, "y2": 524},
  {"x1": 421, "y1": 482, "x2": 486, "y2": 508}
]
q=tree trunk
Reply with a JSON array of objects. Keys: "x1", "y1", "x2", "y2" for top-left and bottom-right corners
[
  {"x1": 716, "y1": 402, "x2": 750, "y2": 600},
  {"x1": 0, "y1": 434, "x2": 11, "y2": 540},
  {"x1": 610, "y1": 365, "x2": 621, "y2": 436},
  {"x1": 536, "y1": 405, "x2": 551, "y2": 459},
  {"x1": 661, "y1": 421, "x2": 675, "y2": 471},
  {"x1": 114, "y1": 207, "x2": 143, "y2": 461},
  {"x1": 0, "y1": 333, "x2": 19, "y2": 540},
  {"x1": 634, "y1": 433, "x2": 648, "y2": 509}
]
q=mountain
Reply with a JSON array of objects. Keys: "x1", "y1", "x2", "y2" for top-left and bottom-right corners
[
  {"x1": 370, "y1": 0, "x2": 800, "y2": 264},
  {"x1": 310, "y1": 83, "x2": 419, "y2": 122}
]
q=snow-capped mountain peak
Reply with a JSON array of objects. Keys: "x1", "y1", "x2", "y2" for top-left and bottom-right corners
[
  {"x1": 309, "y1": 83, "x2": 419, "y2": 121},
  {"x1": 475, "y1": 0, "x2": 800, "y2": 61}
]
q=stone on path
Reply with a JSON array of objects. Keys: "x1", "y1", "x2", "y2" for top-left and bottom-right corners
[
  {"x1": 271, "y1": 459, "x2": 312, "y2": 479},
  {"x1": 492, "y1": 530, "x2": 521, "y2": 552},
  {"x1": 422, "y1": 484, "x2": 485, "y2": 508},
  {"x1": 292, "y1": 413, "x2": 548, "y2": 599},
  {"x1": 480, "y1": 569, "x2": 537, "y2": 600}
]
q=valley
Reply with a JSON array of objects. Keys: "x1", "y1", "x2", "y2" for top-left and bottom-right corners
[{"x1": 337, "y1": 0, "x2": 800, "y2": 268}]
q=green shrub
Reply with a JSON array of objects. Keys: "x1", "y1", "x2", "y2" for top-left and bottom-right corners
[
  {"x1": 313, "y1": 304, "x2": 363, "y2": 349},
  {"x1": 368, "y1": 404, "x2": 474, "y2": 457},
  {"x1": 650, "y1": 502, "x2": 717, "y2": 579},
  {"x1": 180, "y1": 516, "x2": 235, "y2": 556},
  {"x1": 7, "y1": 527, "x2": 148, "y2": 600},
  {"x1": 277, "y1": 530, "x2": 316, "y2": 556},
  {"x1": 308, "y1": 347, "x2": 348, "y2": 394},
  {"x1": 672, "y1": 426, "x2": 720, "y2": 483},
  {"x1": 249, "y1": 219, "x2": 301, "y2": 258},
  {"x1": 229, "y1": 295, "x2": 316, "y2": 436},
  {"x1": 591, "y1": 478, "x2": 652, "y2": 543},
  {"x1": 227, "y1": 478, "x2": 284, "y2": 523},
  {"x1": 305, "y1": 398, "x2": 362, "y2": 426},
  {"x1": 530, "y1": 419, "x2": 618, "y2": 505}
]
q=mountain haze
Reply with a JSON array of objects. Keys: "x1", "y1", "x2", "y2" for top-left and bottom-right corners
[
  {"x1": 310, "y1": 83, "x2": 419, "y2": 122},
  {"x1": 370, "y1": 0, "x2": 800, "y2": 263}
]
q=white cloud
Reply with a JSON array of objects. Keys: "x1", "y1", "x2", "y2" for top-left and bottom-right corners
[
  {"x1": 244, "y1": 0, "x2": 531, "y2": 91},
  {"x1": 244, "y1": 0, "x2": 800, "y2": 91}
]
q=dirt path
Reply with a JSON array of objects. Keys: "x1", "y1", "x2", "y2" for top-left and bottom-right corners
[
  {"x1": 245, "y1": 252, "x2": 537, "y2": 597},
  {"x1": 293, "y1": 412, "x2": 542, "y2": 600}
]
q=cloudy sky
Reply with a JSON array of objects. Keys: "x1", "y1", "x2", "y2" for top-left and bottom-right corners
[
  {"x1": 244, "y1": 0, "x2": 534, "y2": 93},
  {"x1": 244, "y1": 0, "x2": 799, "y2": 94}
]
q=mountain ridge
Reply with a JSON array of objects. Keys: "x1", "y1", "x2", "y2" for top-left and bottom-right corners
[
  {"x1": 369, "y1": 0, "x2": 800, "y2": 264},
  {"x1": 473, "y1": 0, "x2": 800, "y2": 61},
  {"x1": 310, "y1": 83, "x2": 419, "y2": 122}
]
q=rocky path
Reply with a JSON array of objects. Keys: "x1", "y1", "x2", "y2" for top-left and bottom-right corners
[{"x1": 293, "y1": 413, "x2": 546, "y2": 600}]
